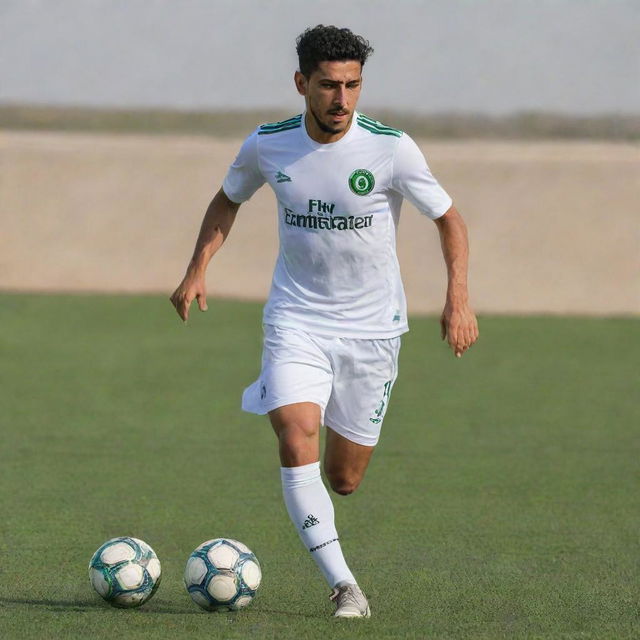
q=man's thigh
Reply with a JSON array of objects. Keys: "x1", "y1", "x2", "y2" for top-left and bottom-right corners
[
  {"x1": 243, "y1": 326, "x2": 401, "y2": 466},
  {"x1": 242, "y1": 325, "x2": 333, "y2": 416}
]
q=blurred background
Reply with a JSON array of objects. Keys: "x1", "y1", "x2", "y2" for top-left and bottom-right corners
[{"x1": 2, "y1": 0, "x2": 639, "y2": 313}]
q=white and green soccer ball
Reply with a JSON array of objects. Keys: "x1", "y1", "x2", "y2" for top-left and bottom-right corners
[
  {"x1": 88, "y1": 537, "x2": 161, "y2": 608},
  {"x1": 184, "y1": 538, "x2": 261, "y2": 611}
]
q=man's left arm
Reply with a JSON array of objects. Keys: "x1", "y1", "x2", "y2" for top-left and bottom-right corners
[{"x1": 434, "y1": 205, "x2": 479, "y2": 358}]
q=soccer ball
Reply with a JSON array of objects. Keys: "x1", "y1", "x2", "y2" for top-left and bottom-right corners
[
  {"x1": 88, "y1": 537, "x2": 161, "y2": 608},
  {"x1": 184, "y1": 538, "x2": 261, "y2": 611}
]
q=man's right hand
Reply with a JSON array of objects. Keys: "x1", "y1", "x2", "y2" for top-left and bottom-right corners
[{"x1": 170, "y1": 272, "x2": 208, "y2": 322}]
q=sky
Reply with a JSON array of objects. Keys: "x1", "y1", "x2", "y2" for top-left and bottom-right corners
[{"x1": 1, "y1": 0, "x2": 638, "y2": 115}]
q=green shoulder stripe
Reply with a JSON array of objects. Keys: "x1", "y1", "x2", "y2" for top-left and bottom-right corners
[
  {"x1": 358, "y1": 113, "x2": 402, "y2": 131},
  {"x1": 260, "y1": 114, "x2": 302, "y2": 128},
  {"x1": 259, "y1": 114, "x2": 302, "y2": 135},
  {"x1": 357, "y1": 114, "x2": 403, "y2": 137},
  {"x1": 258, "y1": 122, "x2": 302, "y2": 135}
]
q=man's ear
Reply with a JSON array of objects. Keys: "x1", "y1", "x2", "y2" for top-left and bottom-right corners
[{"x1": 294, "y1": 71, "x2": 307, "y2": 97}]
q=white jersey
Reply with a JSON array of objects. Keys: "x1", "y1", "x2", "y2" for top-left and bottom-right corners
[{"x1": 222, "y1": 111, "x2": 452, "y2": 339}]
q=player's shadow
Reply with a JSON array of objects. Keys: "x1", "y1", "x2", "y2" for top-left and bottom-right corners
[
  {"x1": 0, "y1": 597, "x2": 322, "y2": 618},
  {"x1": 0, "y1": 597, "x2": 199, "y2": 614},
  {"x1": 247, "y1": 608, "x2": 322, "y2": 619}
]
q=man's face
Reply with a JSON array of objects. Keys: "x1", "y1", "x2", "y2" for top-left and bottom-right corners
[{"x1": 295, "y1": 60, "x2": 363, "y2": 140}]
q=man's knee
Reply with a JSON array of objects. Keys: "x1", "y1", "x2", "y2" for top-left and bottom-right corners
[
  {"x1": 270, "y1": 404, "x2": 321, "y2": 467},
  {"x1": 278, "y1": 427, "x2": 316, "y2": 464},
  {"x1": 325, "y1": 469, "x2": 362, "y2": 496}
]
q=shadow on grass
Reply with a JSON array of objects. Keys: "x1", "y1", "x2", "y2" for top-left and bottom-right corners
[
  {"x1": 0, "y1": 597, "x2": 199, "y2": 614},
  {"x1": 0, "y1": 597, "x2": 323, "y2": 619}
]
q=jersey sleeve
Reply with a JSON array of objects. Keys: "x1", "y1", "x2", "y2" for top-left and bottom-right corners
[
  {"x1": 222, "y1": 129, "x2": 266, "y2": 203},
  {"x1": 391, "y1": 133, "x2": 452, "y2": 219}
]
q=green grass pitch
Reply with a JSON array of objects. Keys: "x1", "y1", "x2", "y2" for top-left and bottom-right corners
[{"x1": 0, "y1": 294, "x2": 637, "y2": 639}]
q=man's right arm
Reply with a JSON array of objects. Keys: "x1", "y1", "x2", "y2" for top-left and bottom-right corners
[{"x1": 170, "y1": 188, "x2": 240, "y2": 322}]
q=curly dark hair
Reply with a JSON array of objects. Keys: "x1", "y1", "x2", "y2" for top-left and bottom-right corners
[{"x1": 296, "y1": 25, "x2": 374, "y2": 77}]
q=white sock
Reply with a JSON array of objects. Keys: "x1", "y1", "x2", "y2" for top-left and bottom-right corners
[{"x1": 280, "y1": 462, "x2": 356, "y2": 588}]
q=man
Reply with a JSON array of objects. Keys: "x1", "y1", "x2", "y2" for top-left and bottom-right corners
[{"x1": 171, "y1": 25, "x2": 478, "y2": 618}]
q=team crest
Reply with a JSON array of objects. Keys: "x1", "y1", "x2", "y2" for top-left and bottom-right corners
[{"x1": 348, "y1": 169, "x2": 375, "y2": 196}]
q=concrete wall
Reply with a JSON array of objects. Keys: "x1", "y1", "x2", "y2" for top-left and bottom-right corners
[{"x1": 2, "y1": 131, "x2": 638, "y2": 314}]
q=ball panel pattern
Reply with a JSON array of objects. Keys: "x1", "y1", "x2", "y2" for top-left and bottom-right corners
[
  {"x1": 208, "y1": 574, "x2": 238, "y2": 602},
  {"x1": 101, "y1": 541, "x2": 136, "y2": 565},
  {"x1": 240, "y1": 560, "x2": 262, "y2": 590},
  {"x1": 89, "y1": 537, "x2": 161, "y2": 608},
  {"x1": 147, "y1": 558, "x2": 161, "y2": 582},
  {"x1": 185, "y1": 556, "x2": 207, "y2": 584},
  {"x1": 90, "y1": 568, "x2": 110, "y2": 597},
  {"x1": 226, "y1": 539, "x2": 251, "y2": 554},
  {"x1": 184, "y1": 538, "x2": 261, "y2": 611},
  {"x1": 115, "y1": 563, "x2": 144, "y2": 590},
  {"x1": 195, "y1": 538, "x2": 216, "y2": 552},
  {"x1": 207, "y1": 544, "x2": 239, "y2": 570}
]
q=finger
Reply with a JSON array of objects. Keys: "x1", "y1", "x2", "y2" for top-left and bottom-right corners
[
  {"x1": 455, "y1": 326, "x2": 468, "y2": 358},
  {"x1": 462, "y1": 325, "x2": 473, "y2": 349},
  {"x1": 196, "y1": 292, "x2": 208, "y2": 312},
  {"x1": 447, "y1": 322, "x2": 459, "y2": 348},
  {"x1": 469, "y1": 320, "x2": 478, "y2": 346},
  {"x1": 458, "y1": 323, "x2": 478, "y2": 356},
  {"x1": 177, "y1": 294, "x2": 192, "y2": 322},
  {"x1": 440, "y1": 315, "x2": 447, "y2": 341},
  {"x1": 170, "y1": 287, "x2": 191, "y2": 322},
  {"x1": 169, "y1": 292, "x2": 184, "y2": 320}
]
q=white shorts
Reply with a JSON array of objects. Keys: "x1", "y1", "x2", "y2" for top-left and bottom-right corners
[{"x1": 241, "y1": 325, "x2": 401, "y2": 447}]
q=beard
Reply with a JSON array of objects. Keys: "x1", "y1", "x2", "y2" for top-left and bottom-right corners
[{"x1": 309, "y1": 105, "x2": 349, "y2": 135}]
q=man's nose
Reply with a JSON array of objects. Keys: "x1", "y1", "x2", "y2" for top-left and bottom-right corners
[{"x1": 334, "y1": 86, "x2": 347, "y2": 105}]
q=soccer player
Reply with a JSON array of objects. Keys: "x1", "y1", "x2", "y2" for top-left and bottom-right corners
[{"x1": 171, "y1": 25, "x2": 478, "y2": 618}]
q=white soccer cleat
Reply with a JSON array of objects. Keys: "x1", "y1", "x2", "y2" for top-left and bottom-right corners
[{"x1": 329, "y1": 583, "x2": 371, "y2": 618}]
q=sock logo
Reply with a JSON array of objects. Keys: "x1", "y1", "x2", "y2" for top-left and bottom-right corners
[
  {"x1": 302, "y1": 514, "x2": 320, "y2": 530},
  {"x1": 310, "y1": 537, "x2": 338, "y2": 553}
]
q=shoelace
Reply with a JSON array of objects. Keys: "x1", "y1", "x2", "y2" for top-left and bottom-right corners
[{"x1": 330, "y1": 586, "x2": 363, "y2": 608}]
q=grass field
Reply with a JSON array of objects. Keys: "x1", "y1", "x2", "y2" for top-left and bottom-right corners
[{"x1": 0, "y1": 294, "x2": 638, "y2": 639}]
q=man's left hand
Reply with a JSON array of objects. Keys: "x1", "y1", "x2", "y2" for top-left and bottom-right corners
[{"x1": 440, "y1": 302, "x2": 479, "y2": 358}]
